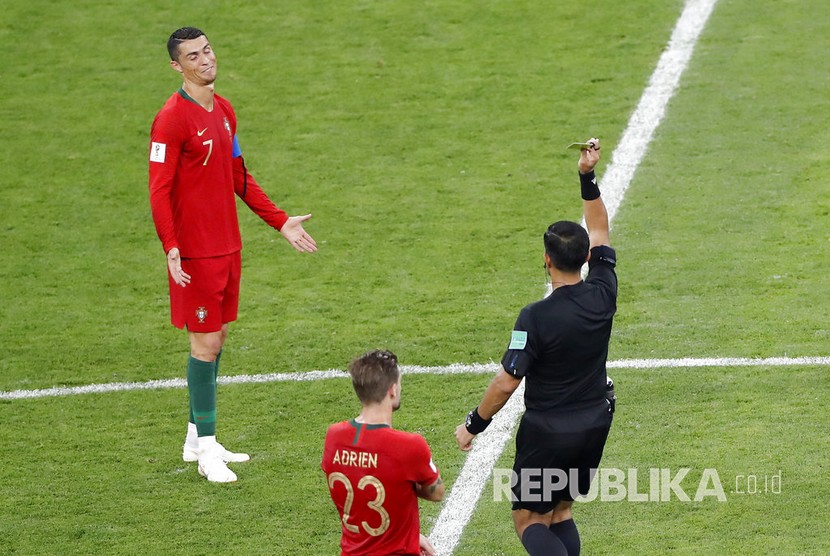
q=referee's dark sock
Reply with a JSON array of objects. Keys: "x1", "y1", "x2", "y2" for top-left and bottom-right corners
[
  {"x1": 521, "y1": 523, "x2": 567, "y2": 556},
  {"x1": 550, "y1": 519, "x2": 580, "y2": 556}
]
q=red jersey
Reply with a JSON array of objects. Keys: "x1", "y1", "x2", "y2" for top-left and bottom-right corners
[
  {"x1": 322, "y1": 420, "x2": 440, "y2": 556},
  {"x1": 148, "y1": 89, "x2": 288, "y2": 259}
]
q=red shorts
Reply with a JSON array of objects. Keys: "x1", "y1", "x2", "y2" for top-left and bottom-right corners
[{"x1": 169, "y1": 252, "x2": 241, "y2": 332}]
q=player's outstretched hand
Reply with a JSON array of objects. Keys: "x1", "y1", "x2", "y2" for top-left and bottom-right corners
[
  {"x1": 419, "y1": 534, "x2": 437, "y2": 556},
  {"x1": 454, "y1": 423, "x2": 475, "y2": 452},
  {"x1": 280, "y1": 214, "x2": 318, "y2": 253},
  {"x1": 167, "y1": 247, "x2": 191, "y2": 287},
  {"x1": 578, "y1": 137, "x2": 601, "y2": 174}
]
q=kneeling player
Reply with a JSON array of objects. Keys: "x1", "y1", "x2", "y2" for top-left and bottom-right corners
[{"x1": 323, "y1": 350, "x2": 445, "y2": 556}]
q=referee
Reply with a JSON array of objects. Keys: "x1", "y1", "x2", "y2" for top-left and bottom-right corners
[{"x1": 455, "y1": 139, "x2": 616, "y2": 556}]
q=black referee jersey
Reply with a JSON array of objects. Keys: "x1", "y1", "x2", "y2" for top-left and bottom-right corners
[{"x1": 501, "y1": 245, "x2": 617, "y2": 412}]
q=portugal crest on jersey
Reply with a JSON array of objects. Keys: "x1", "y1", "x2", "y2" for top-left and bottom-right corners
[
  {"x1": 223, "y1": 117, "x2": 231, "y2": 138},
  {"x1": 196, "y1": 306, "x2": 208, "y2": 323}
]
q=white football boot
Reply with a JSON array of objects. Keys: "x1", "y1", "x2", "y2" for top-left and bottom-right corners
[
  {"x1": 183, "y1": 441, "x2": 250, "y2": 463},
  {"x1": 183, "y1": 424, "x2": 250, "y2": 463},
  {"x1": 197, "y1": 439, "x2": 238, "y2": 483}
]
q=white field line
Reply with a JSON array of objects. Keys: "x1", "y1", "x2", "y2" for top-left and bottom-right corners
[
  {"x1": 2, "y1": 356, "x2": 829, "y2": 401},
  {"x1": 0, "y1": 363, "x2": 492, "y2": 401},
  {"x1": 428, "y1": 380, "x2": 525, "y2": 548},
  {"x1": 431, "y1": 0, "x2": 722, "y2": 554},
  {"x1": 590, "y1": 0, "x2": 720, "y2": 226}
]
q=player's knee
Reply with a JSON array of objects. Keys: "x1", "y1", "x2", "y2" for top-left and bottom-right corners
[
  {"x1": 191, "y1": 347, "x2": 220, "y2": 361},
  {"x1": 189, "y1": 332, "x2": 223, "y2": 361},
  {"x1": 512, "y1": 509, "x2": 552, "y2": 539},
  {"x1": 550, "y1": 501, "x2": 573, "y2": 523}
]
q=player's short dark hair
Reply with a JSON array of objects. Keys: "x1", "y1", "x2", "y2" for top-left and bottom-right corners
[
  {"x1": 167, "y1": 27, "x2": 207, "y2": 61},
  {"x1": 348, "y1": 350, "x2": 400, "y2": 405},
  {"x1": 544, "y1": 221, "x2": 590, "y2": 272}
]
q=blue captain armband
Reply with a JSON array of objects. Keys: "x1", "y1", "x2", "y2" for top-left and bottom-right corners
[{"x1": 232, "y1": 135, "x2": 242, "y2": 158}]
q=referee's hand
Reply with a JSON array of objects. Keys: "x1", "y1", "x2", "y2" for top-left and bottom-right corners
[
  {"x1": 454, "y1": 423, "x2": 475, "y2": 451},
  {"x1": 578, "y1": 137, "x2": 601, "y2": 174}
]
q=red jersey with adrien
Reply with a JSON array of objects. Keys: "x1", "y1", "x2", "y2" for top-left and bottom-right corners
[
  {"x1": 148, "y1": 89, "x2": 288, "y2": 259},
  {"x1": 322, "y1": 420, "x2": 440, "y2": 556}
]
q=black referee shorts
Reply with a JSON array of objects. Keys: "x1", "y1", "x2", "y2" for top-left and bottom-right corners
[{"x1": 511, "y1": 399, "x2": 612, "y2": 513}]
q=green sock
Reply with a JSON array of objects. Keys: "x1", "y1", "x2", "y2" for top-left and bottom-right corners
[
  {"x1": 189, "y1": 350, "x2": 222, "y2": 424},
  {"x1": 214, "y1": 349, "x2": 223, "y2": 382},
  {"x1": 187, "y1": 356, "x2": 217, "y2": 437},
  {"x1": 188, "y1": 360, "x2": 195, "y2": 424}
]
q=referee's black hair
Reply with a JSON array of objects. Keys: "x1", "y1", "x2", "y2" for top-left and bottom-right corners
[
  {"x1": 167, "y1": 27, "x2": 207, "y2": 61},
  {"x1": 544, "y1": 221, "x2": 590, "y2": 273}
]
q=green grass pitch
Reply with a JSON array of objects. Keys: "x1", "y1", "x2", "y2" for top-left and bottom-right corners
[{"x1": 1, "y1": 0, "x2": 829, "y2": 554}]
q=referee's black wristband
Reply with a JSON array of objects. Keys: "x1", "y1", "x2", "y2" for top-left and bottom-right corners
[
  {"x1": 465, "y1": 407, "x2": 492, "y2": 435},
  {"x1": 580, "y1": 170, "x2": 600, "y2": 200}
]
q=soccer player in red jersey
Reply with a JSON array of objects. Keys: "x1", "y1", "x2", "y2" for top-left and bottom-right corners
[
  {"x1": 149, "y1": 27, "x2": 317, "y2": 483},
  {"x1": 323, "y1": 350, "x2": 445, "y2": 556}
]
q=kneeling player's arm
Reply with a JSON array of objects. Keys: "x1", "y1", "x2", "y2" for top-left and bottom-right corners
[{"x1": 415, "y1": 476, "x2": 445, "y2": 502}]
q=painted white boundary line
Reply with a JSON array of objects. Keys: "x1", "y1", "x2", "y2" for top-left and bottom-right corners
[
  {"x1": 431, "y1": 0, "x2": 722, "y2": 553},
  {"x1": 3, "y1": 356, "x2": 829, "y2": 401},
  {"x1": 429, "y1": 380, "x2": 525, "y2": 548},
  {"x1": 608, "y1": 356, "x2": 830, "y2": 369},
  {"x1": 597, "y1": 0, "x2": 720, "y2": 225},
  {"x1": 0, "y1": 363, "x2": 493, "y2": 401}
]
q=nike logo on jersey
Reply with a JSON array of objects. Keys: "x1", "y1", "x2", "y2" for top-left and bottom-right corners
[{"x1": 197, "y1": 128, "x2": 208, "y2": 136}]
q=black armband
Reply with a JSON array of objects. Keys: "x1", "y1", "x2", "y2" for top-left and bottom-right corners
[
  {"x1": 580, "y1": 170, "x2": 600, "y2": 200},
  {"x1": 465, "y1": 407, "x2": 492, "y2": 435}
]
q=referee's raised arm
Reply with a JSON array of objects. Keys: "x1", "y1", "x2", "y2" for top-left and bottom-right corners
[{"x1": 577, "y1": 138, "x2": 609, "y2": 248}]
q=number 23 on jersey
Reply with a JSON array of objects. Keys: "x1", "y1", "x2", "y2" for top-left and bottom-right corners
[{"x1": 327, "y1": 472, "x2": 390, "y2": 537}]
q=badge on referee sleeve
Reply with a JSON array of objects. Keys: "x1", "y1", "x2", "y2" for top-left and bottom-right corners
[{"x1": 509, "y1": 330, "x2": 527, "y2": 350}]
